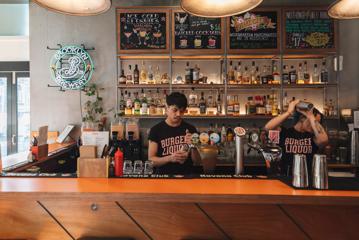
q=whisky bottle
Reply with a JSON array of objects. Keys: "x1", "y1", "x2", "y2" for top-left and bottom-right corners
[
  {"x1": 140, "y1": 61, "x2": 147, "y2": 84},
  {"x1": 133, "y1": 92, "x2": 141, "y2": 115},
  {"x1": 297, "y1": 63, "x2": 305, "y2": 84},
  {"x1": 216, "y1": 93, "x2": 222, "y2": 115},
  {"x1": 147, "y1": 65, "x2": 155, "y2": 84},
  {"x1": 126, "y1": 65, "x2": 134, "y2": 84},
  {"x1": 118, "y1": 69, "x2": 126, "y2": 85},
  {"x1": 289, "y1": 65, "x2": 297, "y2": 84},
  {"x1": 133, "y1": 64, "x2": 139, "y2": 84},
  {"x1": 228, "y1": 61, "x2": 235, "y2": 84},
  {"x1": 227, "y1": 95, "x2": 234, "y2": 115},
  {"x1": 199, "y1": 92, "x2": 207, "y2": 115},
  {"x1": 261, "y1": 66, "x2": 268, "y2": 84},
  {"x1": 303, "y1": 61, "x2": 310, "y2": 84},
  {"x1": 148, "y1": 90, "x2": 157, "y2": 115},
  {"x1": 140, "y1": 89, "x2": 148, "y2": 115},
  {"x1": 185, "y1": 62, "x2": 192, "y2": 84},
  {"x1": 154, "y1": 65, "x2": 161, "y2": 84},
  {"x1": 193, "y1": 64, "x2": 200, "y2": 84},
  {"x1": 234, "y1": 95, "x2": 240, "y2": 115},
  {"x1": 321, "y1": 61, "x2": 329, "y2": 83},
  {"x1": 250, "y1": 61, "x2": 256, "y2": 84},
  {"x1": 125, "y1": 92, "x2": 133, "y2": 115},
  {"x1": 242, "y1": 67, "x2": 250, "y2": 84},
  {"x1": 236, "y1": 61, "x2": 242, "y2": 84},
  {"x1": 272, "y1": 61, "x2": 280, "y2": 84},
  {"x1": 312, "y1": 64, "x2": 320, "y2": 83}
]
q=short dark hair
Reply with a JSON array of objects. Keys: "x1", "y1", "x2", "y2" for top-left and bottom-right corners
[
  {"x1": 292, "y1": 107, "x2": 324, "y2": 125},
  {"x1": 166, "y1": 92, "x2": 188, "y2": 110}
]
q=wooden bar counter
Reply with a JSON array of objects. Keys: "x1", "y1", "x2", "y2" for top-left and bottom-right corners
[{"x1": 0, "y1": 177, "x2": 358, "y2": 240}]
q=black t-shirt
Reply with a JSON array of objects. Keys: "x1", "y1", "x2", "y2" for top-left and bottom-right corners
[
  {"x1": 279, "y1": 127, "x2": 319, "y2": 176},
  {"x1": 148, "y1": 120, "x2": 197, "y2": 174}
]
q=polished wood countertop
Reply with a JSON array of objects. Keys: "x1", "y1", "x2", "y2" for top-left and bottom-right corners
[{"x1": 0, "y1": 177, "x2": 358, "y2": 205}]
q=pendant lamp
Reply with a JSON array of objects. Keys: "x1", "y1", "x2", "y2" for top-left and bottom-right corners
[
  {"x1": 180, "y1": 0, "x2": 263, "y2": 18},
  {"x1": 328, "y1": 0, "x2": 359, "y2": 19},
  {"x1": 33, "y1": 0, "x2": 111, "y2": 16}
]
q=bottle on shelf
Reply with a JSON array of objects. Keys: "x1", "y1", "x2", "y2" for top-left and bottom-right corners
[
  {"x1": 321, "y1": 61, "x2": 329, "y2": 83},
  {"x1": 193, "y1": 64, "x2": 200, "y2": 84},
  {"x1": 289, "y1": 65, "x2": 297, "y2": 84},
  {"x1": 133, "y1": 92, "x2": 141, "y2": 115},
  {"x1": 154, "y1": 65, "x2": 161, "y2": 84},
  {"x1": 234, "y1": 95, "x2": 240, "y2": 115},
  {"x1": 148, "y1": 90, "x2": 157, "y2": 115},
  {"x1": 242, "y1": 67, "x2": 250, "y2": 84},
  {"x1": 271, "y1": 94, "x2": 279, "y2": 116},
  {"x1": 261, "y1": 65, "x2": 268, "y2": 84},
  {"x1": 199, "y1": 92, "x2": 207, "y2": 115},
  {"x1": 272, "y1": 61, "x2": 280, "y2": 84},
  {"x1": 126, "y1": 65, "x2": 134, "y2": 84},
  {"x1": 207, "y1": 91, "x2": 216, "y2": 115},
  {"x1": 147, "y1": 65, "x2": 155, "y2": 84},
  {"x1": 133, "y1": 64, "x2": 139, "y2": 84},
  {"x1": 221, "y1": 124, "x2": 227, "y2": 143},
  {"x1": 312, "y1": 64, "x2": 320, "y2": 83},
  {"x1": 228, "y1": 61, "x2": 236, "y2": 84},
  {"x1": 236, "y1": 61, "x2": 242, "y2": 84},
  {"x1": 140, "y1": 61, "x2": 147, "y2": 84},
  {"x1": 185, "y1": 61, "x2": 192, "y2": 84},
  {"x1": 283, "y1": 92, "x2": 289, "y2": 112},
  {"x1": 125, "y1": 91, "x2": 133, "y2": 115},
  {"x1": 324, "y1": 99, "x2": 329, "y2": 116},
  {"x1": 216, "y1": 92, "x2": 222, "y2": 115},
  {"x1": 188, "y1": 87, "x2": 198, "y2": 107},
  {"x1": 118, "y1": 69, "x2": 126, "y2": 85},
  {"x1": 297, "y1": 63, "x2": 305, "y2": 84},
  {"x1": 226, "y1": 125, "x2": 234, "y2": 142},
  {"x1": 265, "y1": 94, "x2": 272, "y2": 115},
  {"x1": 282, "y1": 65, "x2": 290, "y2": 84},
  {"x1": 303, "y1": 61, "x2": 310, "y2": 84},
  {"x1": 250, "y1": 61, "x2": 256, "y2": 84},
  {"x1": 119, "y1": 92, "x2": 126, "y2": 116},
  {"x1": 254, "y1": 66, "x2": 261, "y2": 85},
  {"x1": 161, "y1": 73, "x2": 169, "y2": 84},
  {"x1": 140, "y1": 89, "x2": 148, "y2": 115},
  {"x1": 227, "y1": 95, "x2": 234, "y2": 115}
]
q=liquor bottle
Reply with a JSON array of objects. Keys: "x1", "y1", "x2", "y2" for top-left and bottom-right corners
[
  {"x1": 133, "y1": 92, "x2": 141, "y2": 115},
  {"x1": 283, "y1": 92, "x2": 289, "y2": 112},
  {"x1": 250, "y1": 61, "x2": 256, "y2": 84},
  {"x1": 289, "y1": 65, "x2": 297, "y2": 84},
  {"x1": 255, "y1": 66, "x2": 261, "y2": 84},
  {"x1": 207, "y1": 91, "x2": 214, "y2": 108},
  {"x1": 125, "y1": 92, "x2": 133, "y2": 115},
  {"x1": 297, "y1": 63, "x2": 305, "y2": 84},
  {"x1": 303, "y1": 61, "x2": 310, "y2": 84},
  {"x1": 206, "y1": 91, "x2": 216, "y2": 115},
  {"x1": 261, "y1": 66, "x2": 268, "y2": 84},
  {"x1": 119, "y1": 92, "x2": 126, "y2": 116},
  {"x1": 265, "y1": 95, "x2": 272, "y2": 115},
  {"x1": 236, "y1": 61, "x2": 242, "y2": 84},
  {"x1": 118, "y1": 69, "x2": 126, "y2": 85},
  {"x1": 216, "y1": 92, "x2": 222, "y2": 115},
  {"x1": 282, "y1": 65, "x2": 290, "y2": 84},
  {"x1": 188, "y1": 87, "x2": 198, "y2": 107},
  {"x1": 199, "y1": 92, "x2": 207, "y2": 115},
  {"x1": 148, "y1": 90, "x2": 156, "y2": 115},
  {"x1": 242, "y1": 67, "x2": 250, "y2": 84},
  {"x1": 154, "y1": 65, "x2": 161, "y2": 84},
  {"x1": 323, "y1": 99, "x2": 329, "y2": 116},
  {"x1": 321, "y1": 61, "x2": 329, "y2": 83},
  {"x1": 234, "y1": 95, "x2": 240, "y2": 115},
  {"x1": 140, "y1": 61, "x2": 147, "y2": 84},
  {"x1": 312, "y1": 64, "x2": 320, "y2": 83},
  {"x1": 140, "y1": 89, "x2": 148, "y2": 115},
  {"x1": 126, "y1": 65, "x2": 134, "y2": 84},
  {"x1": 228, "y1": 61, "x2": 235, "y2": 84},
  {"x1": 272, "y1": 61, "x2": 280, "y2": 84},
  {"x1": 226, "y1": 126, "x2": 234, "y2": 142},
  {"x1": 271, "y1": 94, "x2": 279, "y2": 116},
  {"x1": 147, "y1": 65, "x2": 155, "y2": 84},
  {"x1": 208, "y1": 123, "x2": 214, "y2": 136},
  {"x1": 133, "y1": 64, "x2": 139, "y2": 84},
  {"x1": 185, "y1": 62, "x2": 192, "y2": 84},
  {"x1": 221, "y1": 124, "x2": 227, "y2": 143},
  {"x1": 227, "y1": 95, "x2": 234, "y2": 115},
  {"x1": 328, "y1": 99, "x2": 335, "y2": 116},
  {"x1": 193, "y1": 64, "x2": 200, "y2": 84}
]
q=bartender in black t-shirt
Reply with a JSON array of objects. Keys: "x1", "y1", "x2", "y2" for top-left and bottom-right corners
[
  {"x1": 148, "y1": 92, "x2": 201, "y2": 174},
  {"x1": 264, "y1": 99, "x2": 329, "y2": 176}
]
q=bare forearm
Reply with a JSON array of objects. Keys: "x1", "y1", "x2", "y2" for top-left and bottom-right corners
[
  {"x1": 265, "y1": 112, "x2": 291, "y2": 130},
  {"x1": 310, "y1": 119, "x2": 329, "y2": 147},
  {"x1": 149, "y1": 155, "x2": 172, "y2": 167}
]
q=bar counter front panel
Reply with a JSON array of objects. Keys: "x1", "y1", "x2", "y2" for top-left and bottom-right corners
[{"x1": 0, "y1": 177, "x2": 359, "y2": 240}]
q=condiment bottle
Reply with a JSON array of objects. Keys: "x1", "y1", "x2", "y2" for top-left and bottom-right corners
[{"x1": 114, "y1": 148, "x2": 124, "y2": 177}]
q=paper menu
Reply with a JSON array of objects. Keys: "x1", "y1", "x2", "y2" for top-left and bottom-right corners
[{"x1": 81, "y1": 131, "x2": 109, "y2": 158}]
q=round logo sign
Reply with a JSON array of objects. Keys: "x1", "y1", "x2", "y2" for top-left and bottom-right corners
[{"x1": 50, "y1": 45, "x2": 94, "y2": 90}]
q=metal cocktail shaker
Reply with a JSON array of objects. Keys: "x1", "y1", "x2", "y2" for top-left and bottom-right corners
[
  {"x1": 312, "y1": 154, "x2": 329, "y2": 189},
  {"x1": 292, "y1": 154, "x2": 309, "y2": 188},
  {"x1": 296, "y1": 101, "x2": 314, "y2": 111},
  {"x1": 234, "y1": 127, "x2": 246, "y2": 175}
]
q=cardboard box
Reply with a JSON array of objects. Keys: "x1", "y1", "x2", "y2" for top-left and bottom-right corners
[
  {"x1": 77, "y1": 157, "x2": 109, "y2": 178},
  {"x1": 79, "y1": 145, "x2": 97, "y2": 158}
]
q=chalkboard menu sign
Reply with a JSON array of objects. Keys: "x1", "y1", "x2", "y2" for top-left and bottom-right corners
[
  {"x1": 117, "y1": 9, "x2": 169, "y2": 53},
  {"x1": 172, "y1": 11, "x2": 223, "y2": 53},
  {"x1": 284, "y1": 9, "x2": 336, "y2": 50},
  {"x1": 228, "y1": 10, "x2": 280, "y2": 53}
]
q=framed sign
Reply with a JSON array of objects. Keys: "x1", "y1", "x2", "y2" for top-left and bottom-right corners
[
  {"x1": 284, "y1": 8, "x2": 337, "y2": 52},
  {"x1": 117, "y1": 8, "x2": 170, "y2": 54},
  {"x1": 172, "y1": 9, "x2": 224, "y2": 54},
  {"x1": 228, "y1": 9, "x2": 280, "y2": 53}
]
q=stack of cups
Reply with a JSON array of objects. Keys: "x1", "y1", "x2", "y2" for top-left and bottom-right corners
[{"x1": 292, "y1": 154, "x2": 309, "y2": 188}]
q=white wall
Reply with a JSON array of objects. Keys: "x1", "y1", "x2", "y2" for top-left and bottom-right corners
[{"x1": 0, "y1": 36, "x2": 29, "y2": 61}]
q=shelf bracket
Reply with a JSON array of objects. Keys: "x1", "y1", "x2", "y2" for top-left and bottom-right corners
[{"x1": 46, "y1": 43, "x2": 95, "y2": 51}]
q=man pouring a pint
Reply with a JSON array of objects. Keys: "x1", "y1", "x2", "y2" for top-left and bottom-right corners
[
  {"x1": 148, "y1": 92, "x2": 201, "y2": 174},
  {"x1": 264, "y1": 99, "x2": 329, "y2": 176}
]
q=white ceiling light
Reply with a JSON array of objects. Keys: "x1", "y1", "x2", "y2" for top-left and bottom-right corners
[
  {"x1": 180, "y1": 0, "x2": 263, "y2": 18},
  {"x1": 33, "y1": 0, "x2": 111, "y2": 16},
  {"x1": 328, "y1": 0, "x2": 359, "y2": 19}
]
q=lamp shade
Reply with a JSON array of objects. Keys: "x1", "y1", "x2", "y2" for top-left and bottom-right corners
[
  {"x1": 33, "y1": 0, "x2": 111, "y2": 16},
  {"x1": 328, "y1": 0, "x2": 359, "y2": 19},
  {"x1": 180, "y1": 0, "x2": 263, "y2": 18}
]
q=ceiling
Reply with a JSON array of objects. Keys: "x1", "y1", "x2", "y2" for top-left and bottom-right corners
[{"x1": 0, "y1": 0, "x2": 336, "y2": 5}]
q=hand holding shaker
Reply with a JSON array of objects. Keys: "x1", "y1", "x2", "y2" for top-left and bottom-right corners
[
  {"x1": 296, "y1": 101, "x2": 314, "y2": 111},
  {"x1": 292, "y1": 154, "x2": 309, "y2": 188},
  {"x1": 312, "y1": 154, "x2": 329, "y2": 189}
]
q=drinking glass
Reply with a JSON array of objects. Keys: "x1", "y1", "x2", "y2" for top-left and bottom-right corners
[
  {"x1": 133, "y1": 160, "x2": 143, "y2": 175},
  {"x1": 144, "y1": 161, "x2": 154, "y2": 175},
  {"x1": 123, "y1": 160, "x2": 133, "y2": 175}
]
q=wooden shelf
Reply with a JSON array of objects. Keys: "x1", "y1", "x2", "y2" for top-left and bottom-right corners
[
  {"x1": 227, "y1": 84, "x2": 280, "y2": 90},
  {"x1": 227, "y1": 55, "x2": 278, "y2": 59},
  {"x1": 172, "y1": 84, "x2": 224, "y2": 89},
  {"x1": 172, "y1": 55, "x2": 223, "y2": 60},
  {"x1": 283, "y1": 83, "x2": 337, "y2": 89},
  {"x1": 118, "y1": 55, "x2": 170, "y2": 60},
  {"x1": 118, "y1": 84, "x2": 169, "y2": 89}
]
